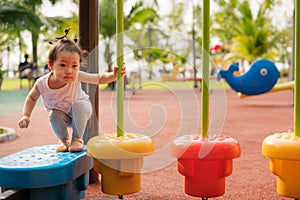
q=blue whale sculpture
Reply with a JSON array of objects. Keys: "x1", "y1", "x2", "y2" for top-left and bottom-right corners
[{"x1": 217, "y1": 59, "x2": 280, "y2": 95}]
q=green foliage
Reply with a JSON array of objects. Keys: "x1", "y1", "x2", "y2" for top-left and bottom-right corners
[
  {"x1": 0, "y1": 0, "x2": 293, "y2": 81},
  {"x1": 126, "y1": 8, "x2": 158, "y2": 28},
  {"x1": 0, "y1": 69, "x2": 8, "y2": 79},
  {"x1": 0, "y1": 1, "x2": 42, "y2": 33},
  {"x1": 99, "y1": 0, "x2": 116, "y2": 38},
  {"x1": 0, "y1": 0, "x2": 78, "y2": 67},
  {"x1": 212, "y1": 0, "x2": 292, "y2": 66},
  {"x1": 99, "y1": 0, "x2": 160, "y2": 78},
  {"x1": 0, "y1": 128, "x2": 7, "y2": 134}
]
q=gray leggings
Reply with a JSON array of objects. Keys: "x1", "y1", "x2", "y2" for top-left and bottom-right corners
[{"x1": 49, "y1": 100, "x2": 92, "y2": 140}]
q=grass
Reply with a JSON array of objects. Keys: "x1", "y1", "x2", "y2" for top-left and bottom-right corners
[
  {"x1": 0, "y1": 77, "x2": 229, "y2": 91},
  {"x1": 1, "y1": 78, "x2": 25, "y2": 91},
  {"x1": 139, "y1": 79, "x2": 228, "y2": 90}
]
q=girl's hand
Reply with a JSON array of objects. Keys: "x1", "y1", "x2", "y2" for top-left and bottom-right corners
[
  {"x1": 113, "y1": 66, "x2": 127, "y2": 77},
  {"x1": 18, "y1": 115, "x2": 30, "y2": 129}
]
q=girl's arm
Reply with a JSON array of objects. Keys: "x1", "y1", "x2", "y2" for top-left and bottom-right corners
[
  {"x1": 79, "y1": 66, "x2": 126, "y2": 84},
  {"x1": 18, "y1": 84, "x2": 41, "y2": 128},
  {"x1": 98, "y1": 70, "x2": 116, "y2": 84}
]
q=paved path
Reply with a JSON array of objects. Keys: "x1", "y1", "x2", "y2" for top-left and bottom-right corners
[{"x1": 0, "y1": 88, "x2": 294, "y2": 199}]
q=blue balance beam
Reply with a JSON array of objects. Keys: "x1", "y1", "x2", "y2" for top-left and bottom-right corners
[{"x1": 0, "y1": 144, "x2": 93, "y2": 200}]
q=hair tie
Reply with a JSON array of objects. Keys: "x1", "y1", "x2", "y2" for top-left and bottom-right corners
[{"x1": 47, "y1": 28, "x2": 78, "y2": 44}]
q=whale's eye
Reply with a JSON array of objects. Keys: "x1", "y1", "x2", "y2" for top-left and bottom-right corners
[{"x1": 260, "y1": 68, "x2": 268, "y2": 76}]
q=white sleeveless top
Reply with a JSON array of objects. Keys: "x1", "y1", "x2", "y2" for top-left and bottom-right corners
[{"x1": 35, "y1": 71, "x2": 100, "y2": 113}]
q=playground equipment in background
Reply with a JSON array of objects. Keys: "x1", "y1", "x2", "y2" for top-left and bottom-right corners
[
  {"x1": 217, "y1": 59, "x2": 275, "y2": 93},
  {"x1": 238, "y1": 80, "x2": 294, "y2": 98},
  {"x1": 130, "y1": 71, "x2": 142, "y2": 94},
  {"x1": 217, "y1": 58, "x2": 294, "y2": 98},
  {"x1": 86, "y1": 0, "x2": 154, "y2": 199},
  {"x1": 171, "y1": 1, "x2": 241, "y2": 198},
  {"x1": 0, "y1": 145, "x2": 93, "y2": 200},
  {"x1": 262, "y1": 0, "x2": 300, "y2": 198},
  {"x1": 160, "y1": 68, "x2": 182, "y2": 81}
]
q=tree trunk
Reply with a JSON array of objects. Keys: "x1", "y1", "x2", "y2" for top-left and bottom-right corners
[{"x1": 79, "y1": 0, "x2": 99, "y2": 184}]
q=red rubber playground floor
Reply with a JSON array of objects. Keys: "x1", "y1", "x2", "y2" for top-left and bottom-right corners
[{"x1": 0, "y1": 88, "x2": 295, "y2": 199}]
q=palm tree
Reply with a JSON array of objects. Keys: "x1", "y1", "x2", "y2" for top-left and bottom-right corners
[
  {"x1": 0, "y1": 1, "x2": 41, "y2": 62},
  {"x1": 0, "y1": 0, "x2": 72, "y2": 67},
  {"x1": 99, "y1": 0, "x2": 115, "y2": 76},
  {"x1": 212, "y1": 0, "x2": 292, "y2": 68},
  {"x1": 18, "y1": 0, "x2": 70, "y2": 64},
  {"x1": 125, "y1": 1, "x2": 160, "y2": 80}
]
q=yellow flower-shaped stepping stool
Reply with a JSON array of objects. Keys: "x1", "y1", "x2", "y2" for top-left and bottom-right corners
[
  {"x1": 87, "y1": 133, "x2": 154, "y2": 195},
  {"x1": 262, "y1": 131, "x2": 300, "y2": 198}
]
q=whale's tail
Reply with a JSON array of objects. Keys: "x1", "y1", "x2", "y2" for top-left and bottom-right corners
[{"x1": 217, "y1": 63, "x2": 240, "y2": 81}]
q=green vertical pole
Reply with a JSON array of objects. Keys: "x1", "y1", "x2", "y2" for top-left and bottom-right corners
[
  {"x1": 201, "y1": 0, "x2": 210, "y2": 138},
  {"x1": 295, "y1": 0, "x2": 300, "y2": 136},
  {"x1": 116, "y1": 0, "x2": 124, "y2": 137}
]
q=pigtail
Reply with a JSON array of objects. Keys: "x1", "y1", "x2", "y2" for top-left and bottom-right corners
[
  {"x1": 46, "y1": 28, "x2": 89, "y2": 66},
  {"x1": 47, "y1": 28, "x2": 79, "y2": 45},
  {"x1": 55, "y1": 28, "x2": 71, "y2": 40}
]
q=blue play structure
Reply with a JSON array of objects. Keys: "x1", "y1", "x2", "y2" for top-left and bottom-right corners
[
  {"x1": 217, "y1": 59, "x2": 280, "y2": 95},
  {"x1": 0, "y1": 145, "x2": 93, "y2": 200}
]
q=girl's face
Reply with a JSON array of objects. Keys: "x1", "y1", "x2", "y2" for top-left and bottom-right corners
[{"x1": 48, "y1": 51, "x2": 80, "y2": 88}]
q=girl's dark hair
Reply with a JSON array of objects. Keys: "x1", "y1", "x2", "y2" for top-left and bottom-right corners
[{"x1": 48, "y1": 38, "x2": 87, "y2": 66}]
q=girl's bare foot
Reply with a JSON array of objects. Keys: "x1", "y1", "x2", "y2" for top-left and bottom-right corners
[
  {"x1": 68, "y1": 138, "x2": 84, "y2": 152},
  {"x1": 56, "y1": 139, "x2": 70, "y2": 152}
]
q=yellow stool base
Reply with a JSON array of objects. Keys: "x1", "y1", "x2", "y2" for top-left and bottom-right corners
[
  {"x1": 94, "y1": 159, "x2": 141, "y2": 195},
  {"x1": 270, "y1": 159, "x2": 300, "y2": 198},
  {"x1": 262, "y1": 132, "x2": 300, "y2": 198}
]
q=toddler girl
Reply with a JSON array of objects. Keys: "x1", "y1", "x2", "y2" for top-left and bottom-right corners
[{"x1": 18, "y1": 38, "x2": 126, "y2": 152}]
